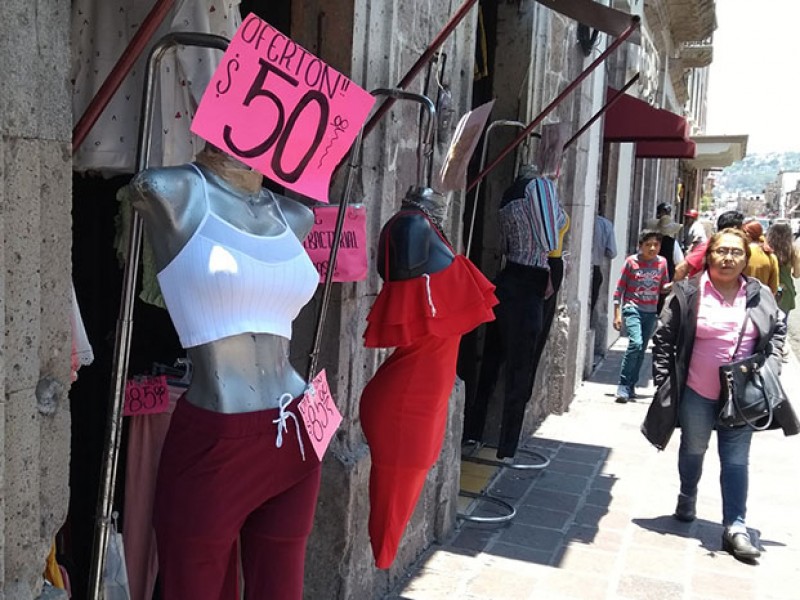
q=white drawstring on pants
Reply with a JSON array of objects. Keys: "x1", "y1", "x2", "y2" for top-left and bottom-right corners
[{"x1": 273, "y1": 393, "x2": 306, "y2": 461}]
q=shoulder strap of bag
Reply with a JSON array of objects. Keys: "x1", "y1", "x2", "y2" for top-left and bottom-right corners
[{"x1": 731, "y1": 308, "x2": 751, "y2": 359}]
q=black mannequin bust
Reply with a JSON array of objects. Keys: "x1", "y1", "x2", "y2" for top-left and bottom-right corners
[
  {"x1": 500, "y1": 164, "x2": 540, "y2": 209},
  {"x1": 377, "y1": 187, "x2": 455, "y2": 281}
]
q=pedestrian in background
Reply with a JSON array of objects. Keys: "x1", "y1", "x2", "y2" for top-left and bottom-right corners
[
  {"x1": 742, "y1": 219, "x2": 779, "y2": 294},
  {"x1": 642, "y1": 228, "x2": 797, "y2": 561},
  {"x1": 612, "y1": 230, "x2": 669, "y2": 403},
  {"x1": 684, "y1": 208, "x2": 707, "y2": 251},
  {"x1": 591, "y1": 211, "x2": 618, "y2": 316},
  {"x1": 673, "y1": 210, "x2": 746, "y2": 282},
  {"x1": 766, "y1": 222, "x2": 800, "y2": 324},
  {"x1": 646, "y1": 202, "x2": 684, "y2": 313}
]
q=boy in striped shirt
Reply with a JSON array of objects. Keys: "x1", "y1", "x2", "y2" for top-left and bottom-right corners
[{"x1": 612, "y1": 230, "x2": 670, "y2": 403}]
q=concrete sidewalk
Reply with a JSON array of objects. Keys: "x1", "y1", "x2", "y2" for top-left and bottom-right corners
[{"x1": 385, "y1": 338, "x2": 800, "y2": 600}]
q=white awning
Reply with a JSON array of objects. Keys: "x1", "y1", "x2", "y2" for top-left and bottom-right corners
[{"x1": 683, "y1": 135, "x2": 748, "y2": 170}]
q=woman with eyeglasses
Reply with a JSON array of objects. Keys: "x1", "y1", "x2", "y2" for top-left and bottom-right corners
[{"x1": 643, "y1": 228, "x2": 799, "y2": 562}]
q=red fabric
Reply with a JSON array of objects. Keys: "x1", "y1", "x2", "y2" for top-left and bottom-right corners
[
  {"x1": 153, "y1": 396, "x2": 321, "y2": 600},
  {"x1": 360, "y1": 334, "x2": 459, "y2": 568},
  {"x1": 686, "y1": 240, "x2": 708, "y2": 276},
  {"x1": 636, "y1": 139, "x2": 697, "y2": 159},
  {"x1": 360, "y1": 256, "x2": 497, "y2": 568},
  {"x1": 364, "y1": 255, "x2": 497, "y2": 348},
  {"x1": 603, "y1": 87, "x2": 690, "y2": 142}
]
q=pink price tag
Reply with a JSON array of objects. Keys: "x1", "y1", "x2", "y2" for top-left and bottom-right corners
[
  {"x1": 124, "y1": 375, "x2": 170, "y2": 417},
  {"x1": 190, "y1": 14, "x2": 376, "y2": 203},
  {"x1": 297, "y1": 369, "x2": 342, "y2": 461}
]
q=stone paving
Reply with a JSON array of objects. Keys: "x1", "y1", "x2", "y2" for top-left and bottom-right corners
[{"x1": 385, "y1": 338, "x2": 800, "y2": 600}]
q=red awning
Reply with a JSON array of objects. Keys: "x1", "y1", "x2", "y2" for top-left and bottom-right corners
[
  {"x1": 603, "y1": 87, "x2": 690, "y2": 142},
  {"x1": 635, "y1": 139, "x2": 697, "y2": 159}
]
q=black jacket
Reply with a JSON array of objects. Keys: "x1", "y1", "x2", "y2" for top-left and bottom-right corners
[{"x1": 641, "y1": 275, "x2": 800, "y2": 449}]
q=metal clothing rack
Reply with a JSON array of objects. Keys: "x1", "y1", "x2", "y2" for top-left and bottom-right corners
[
  {"x1": 87, "y1": 32, "x2": 230, "y2": 600},
  {"x1": 456, "y1": 443, "x2": 550, "y2": 525},
  {"x1": 306, "y1": 88, "x2": 436, "y2": 380}
]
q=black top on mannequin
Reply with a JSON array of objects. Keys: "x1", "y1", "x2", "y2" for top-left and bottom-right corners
[
  {"x1": 377, "y1": 187, "x2": 455, "y2": 281},
  {"x1": 500, "y1": 164, "x2": 540, "y2": 209}
]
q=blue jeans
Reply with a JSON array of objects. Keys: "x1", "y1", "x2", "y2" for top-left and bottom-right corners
[
  {"x1": 678, "y1": 386, "x2": 753, "y2": 531},
  {"x1": 617, "y1": 305, "x2": 658, "y2": 389}
]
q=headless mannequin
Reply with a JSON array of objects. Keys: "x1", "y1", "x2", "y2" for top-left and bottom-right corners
[
  {"x1": 130, "y1": 145, "x2": 315, "y2": 413},
  {"x1": 377, "y1": 186, "x2": 455, "y2": 280},
  {"x1": 361, "y1": 186, "x2": 496, "y2": 568},
  {"x1": 129, "y1": 145, "x2": 321, "y2": 600},
  {"x1": 465, "y1": 161, "x2": 565, "y2": 459}
]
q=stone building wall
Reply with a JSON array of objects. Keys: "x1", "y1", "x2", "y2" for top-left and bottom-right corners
[
  {"x1": 288, "y1": 1, "x2": 477, "y2": 598},
  {"x1": 1, "y1": 1, "x2": 73, "y2": 599}
]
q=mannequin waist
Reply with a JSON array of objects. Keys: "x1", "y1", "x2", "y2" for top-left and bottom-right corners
[{"x1": 184, "y1": 333, "x2": 307, "y2": 413}]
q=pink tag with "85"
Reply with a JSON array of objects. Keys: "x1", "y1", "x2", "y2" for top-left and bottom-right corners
[
  {"x1": 124, "y1": 375, "x2": 169, "y2": 417},
  {"x1": 297, "y1": 370, "x2": 342, "y2": 461}
]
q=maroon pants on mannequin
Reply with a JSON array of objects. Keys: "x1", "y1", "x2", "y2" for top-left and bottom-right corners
[{"x1": 153, "y1": 396, "x2": 321, "y2": 600}]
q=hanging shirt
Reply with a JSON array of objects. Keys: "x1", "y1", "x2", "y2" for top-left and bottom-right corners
[
  {"x1": 498, "y1": 177, "x2": 560, "y2": 269},
  {"x1": 71, "y1": 0, "x2": 241, "y2": 173}
]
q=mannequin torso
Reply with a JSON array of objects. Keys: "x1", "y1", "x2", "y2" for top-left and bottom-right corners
[
  {"x1": 130, "y1": 154, "x2": 316, "y2": 413},
  {"x1": 377, "y1": 188, "x2": 455, "y2": 281}
]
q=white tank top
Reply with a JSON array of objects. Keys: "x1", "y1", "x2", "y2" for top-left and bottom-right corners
[{"x1": 156, "y1": 165, "x2": 319, "y2": 348}]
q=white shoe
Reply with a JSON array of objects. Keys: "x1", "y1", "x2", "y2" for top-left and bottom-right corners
[{"x1": 615, "y1": 385, "x2": 629, "y2": 403}]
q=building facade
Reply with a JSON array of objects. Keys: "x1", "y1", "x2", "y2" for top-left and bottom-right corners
[{"x1": 0, "y1": 1, "x2": 718, "y2": 599}]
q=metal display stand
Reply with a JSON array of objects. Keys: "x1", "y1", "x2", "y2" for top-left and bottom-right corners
[
  {"x1": 87, "y1": 32, "x2": 230, "y2": 600},
  {"x1": 307, "y1": 88, "x2": 436, "y2": 379}
]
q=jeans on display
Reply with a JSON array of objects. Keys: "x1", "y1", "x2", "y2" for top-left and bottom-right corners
[
  {"x1": 471, "y1": 262, "x2": 548, "y2": 458},
  {"x1": 617, "y1": 305, "x2": 658, "y2": 390},
  {"x1": 678, "y1": 386, "x2": 753, "y2": 531}
]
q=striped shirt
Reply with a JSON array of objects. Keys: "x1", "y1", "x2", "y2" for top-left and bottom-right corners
[
  {"x1": 498, "y1": 177, "x2": 561, "y2": 269},
  {"x1": 612, "y1": 253, "x2": 669, "y2": 313}
]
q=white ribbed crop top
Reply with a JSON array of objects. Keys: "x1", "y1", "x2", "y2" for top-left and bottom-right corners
[{"x1": 156, "y1": 165, "x2": 319, "y2": 348}]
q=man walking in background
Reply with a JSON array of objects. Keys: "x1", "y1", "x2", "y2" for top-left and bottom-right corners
[
  {"x1": 684, "y1": 208, "x2": 708, "y2": 251},
  {"x1": 591, "y1": 210, "x2": 618, "y2": 316}
]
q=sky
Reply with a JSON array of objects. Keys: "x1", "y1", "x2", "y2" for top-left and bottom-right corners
[{"x1": 705, "y1": 1, "x2": 800, "y2": 155}]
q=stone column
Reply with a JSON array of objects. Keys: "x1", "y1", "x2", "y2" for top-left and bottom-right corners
[{"x1": 1, "y1": 1, "x2": 73, "y2": 599}]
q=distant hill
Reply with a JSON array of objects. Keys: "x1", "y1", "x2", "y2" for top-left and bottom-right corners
[{"x1": 715, "y1": 152, "x2": 800, "y2": 196}]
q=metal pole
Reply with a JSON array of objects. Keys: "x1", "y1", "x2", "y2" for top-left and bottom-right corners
[
  {"x1": 466, "y1": 16, "x2": 640, "y2": 194},
  {"x1": 307, "y1": 89, "x2": 436, "y2": 379},
  {"x1": 87, "y1": 32, "x2": 229, "y2": 600},
  {"x1": 72, "y1": 0, "x2": 177, "y2": 153},
  {"x1": 464, "y1": 120, "x2": 524, "y2": 259}
]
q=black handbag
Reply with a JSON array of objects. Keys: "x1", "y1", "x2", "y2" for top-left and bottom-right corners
[{"x1": 717, "y1": 311, "x2": 789, "y2": 431}]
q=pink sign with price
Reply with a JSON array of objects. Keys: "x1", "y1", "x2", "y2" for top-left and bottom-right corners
[
  {"x1": 297, "y1": 369, "x2": 342, "y2": 461},
  {"x1": 124, "y1": 375, "x2": 170, "y2": 417},
  {"x1": 191, "y1": 15, "x2": 376, "y2": 203}
]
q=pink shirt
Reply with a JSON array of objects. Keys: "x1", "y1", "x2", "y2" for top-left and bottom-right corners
[{"x1": 686, "y1": 273, "x2": 757, "y2": 400}]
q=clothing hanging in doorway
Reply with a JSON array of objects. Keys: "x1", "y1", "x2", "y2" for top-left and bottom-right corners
[{"x1": 71, "y1": 0, "x2": 241, "y2": 173}]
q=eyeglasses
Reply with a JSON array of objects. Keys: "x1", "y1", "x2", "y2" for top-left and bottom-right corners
[{"x1": 712, "y1": 247, "x2": 746, "y2": 258}]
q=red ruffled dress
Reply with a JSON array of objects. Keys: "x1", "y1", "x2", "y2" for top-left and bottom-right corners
[{"x1": 360, "y1": 246, "x2": 497, "y2": 569}]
